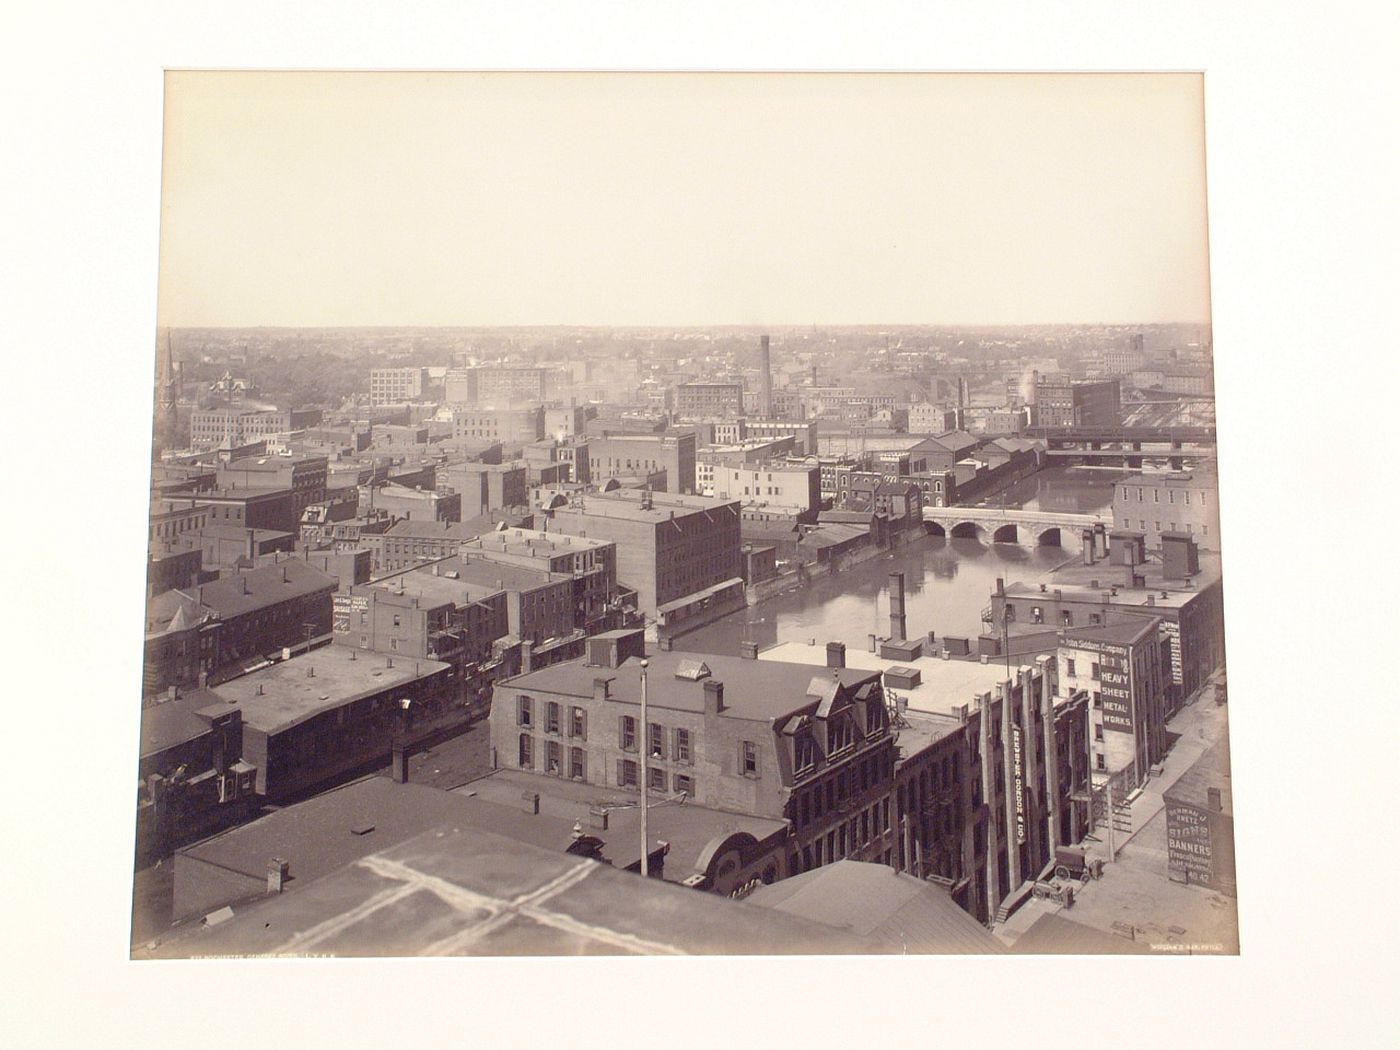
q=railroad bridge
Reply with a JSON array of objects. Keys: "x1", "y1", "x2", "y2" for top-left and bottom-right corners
[{"x1": 922, "y1": 507, "x2": 1110, "y2": 547}]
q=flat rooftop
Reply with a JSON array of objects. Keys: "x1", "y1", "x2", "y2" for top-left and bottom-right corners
[
  {"x1": 463, "y1": 526, "x2": 611, "y2": 558},
  {"x1": 554, "y1": 489, "x2": 739, "y2": 524},
  {"x1": 459, "y1": 768, "x2": 789, "y2": 877},
  {"x1": 891, "y1": 709, "x2": 965, "y2": 762},
  {"x1": 204, "y1": 647, "x2": 449, "y2": 735},
  {"x1": 760, "y1": 641, "x2": 1035, "y2": 718},
  {"x1": 141, "y1": 824, "x2": 875, "y2": 958},
  {"x1": 177, "y1": 776, "x2": 580, "y2": 894}
]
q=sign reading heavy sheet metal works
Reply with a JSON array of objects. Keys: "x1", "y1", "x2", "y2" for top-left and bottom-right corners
[
  {"x1": 1011, "y1": 724, "x2": 1026, "y2": 845},
  {"x1": 332, "y1": 594, "x2": 370, "y2": 634},
  {"x1": 1166, "y1": 801, "x2": 1213, "y2": 884},
  {"x1": 1074, "y1": 638, "x2": 1135, "y2": 734}
]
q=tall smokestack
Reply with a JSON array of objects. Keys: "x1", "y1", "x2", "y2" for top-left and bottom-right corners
[
  {"x1": 758, "y1": 335, "x2": 773, "y2": 418},
  {"x1": 888, "y1": 572, "x2": 907, "y2": 641}
]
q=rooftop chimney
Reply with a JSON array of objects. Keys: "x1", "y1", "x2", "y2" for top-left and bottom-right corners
[
  {"x1": 702, "y1": 678, "x2": 726, "y2": 716},
  {"x1": 593, "y1": 677, "x2": 611, "y2": 702},
  {"x1": 267, "y1": 858, "x2": 289, "y2": 894},
  {"x1": 888, "y1": 572, "x2": 907, "y2": 641},
  {"x1": 758, "y1": 334, "x2": 773, "y2": 418},
  {"x1": 739, "y1": 641, "x2": 759, "y2": 660},
  {"x1": 826, "y1": 641, "x2": 847, "y2": 669}
]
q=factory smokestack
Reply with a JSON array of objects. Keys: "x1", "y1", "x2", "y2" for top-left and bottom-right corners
[
  {"x1": 758, "y1": 334, "x2": 773, "y2": 418},
  {"x1": 888, "y1": 572, "x2": 907, "y2": 641}
]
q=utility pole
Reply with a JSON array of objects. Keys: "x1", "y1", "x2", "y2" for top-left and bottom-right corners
[{"x1": 639, "y1": 658, "x2": 650, "y2": 877}]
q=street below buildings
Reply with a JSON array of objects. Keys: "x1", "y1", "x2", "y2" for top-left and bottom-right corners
[{"x1": 996, "y1": 670, "x2": 1235, "y2": 953}]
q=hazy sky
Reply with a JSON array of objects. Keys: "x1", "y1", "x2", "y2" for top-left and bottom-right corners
[{"x1": 157, "y1": 72, "x2": 1211, "y2": 328}]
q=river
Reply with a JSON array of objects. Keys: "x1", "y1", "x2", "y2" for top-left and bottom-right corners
[{"x1": 677, "y1": 466, "x2": 1123, "y2": 656}]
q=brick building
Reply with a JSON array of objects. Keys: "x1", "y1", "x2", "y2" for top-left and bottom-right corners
[
  {"x1": 491, "y1": 635, "x2": 901, "y2": 886},
  {"x1": 461, "y1": 527, "x2": 622, "y2": 633},
  {"x1": 1112, "y1": 469, "x2": 1221, "y2": 550},
  {"x1": 1033, "y1": 375, "x2": 1121, "y2": 427},
  {"x1": 588, "y1": 431, "x2": 698, "y2": 494},
  {"x1": 676, "y1": 381, "x2": 745, "y2": 420},
  {"x1": 540, "y1": 488, "x2": 743, "y2": 629},
  {"x1": 439, "y1": 461, "x2": 528, "y2": 517},
  {"x1": 1058, "y1": 618, "x2": 1170, "y2": 788},
  {"x1": 188, "y1": 407, "x2": 323, "y2": 449},
  {"x1": 143, "y1": 559, "x2": 337, "y2": 698},
  {"x1": 450, "y1": 406, "x2": 545, "y2": 446}
]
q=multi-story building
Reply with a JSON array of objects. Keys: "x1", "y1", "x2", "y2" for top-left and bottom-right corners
[
  {"x1": 162, "y1": 486, "x2": 305, "y2": 534},
  {"x1": 762, "y1": 639, "x2": 1092, "y2": 923},
  {"x1": 675, "y1": 382, "x2": 745, "y2": 420},
  {"x1": 474, "y1": 366, "x2": 553, "y2": 405},
  {"x1": 1111, "y1": 469, "x2": 1221, "y2": 550},
  {"x1": 695, "y1": 437, "x2": 797, "y2": 495},
  {"x1": 710, "y1": 460, "x2": 821, "y2": 520},
  {"x1": 988, "y1": 540, "x2": 1225, "y2": 709},
  {"x1": 360, "y1": 482, "x2": 461, "y2": 524},
  {"x1": 540, "y1": 489, "x2": 743, "y2": 631},
  {"x1": 461, "y1": 526, "x2": 621, "y2": 632},
  {"x1": 358, "y1": 519, "x2": 484, "y2": 575},
  {"x1": 1033, "y1": 374, "x2": 1121, "y2": 427},
  {"x1": 491, "y1": 634, "x2": 900, "y2": 886},
  {"x1": 450, "y1": 405, "x2": 545, "y2": 445},
  {"x1": 216, "y1": 453, "x2": 328, "y2": 520},
  {"x1": 1160, "y1": 367, "x2": 1215, "y2": 396},
  {"x1": 1058, "y1": 618, "x2": 1169, "y2": 787},
  {"x1": 439, "y1": 461, "x2": 529, "y2": 517},
  {"x1": 142, "y1": 559, "x2": 337, "y2": 698},
  {"x1": 587, "y1": 431, "x2": 698, "y2": 494},
  {"x1": 369, "y1": 367, "x2": 428, "y2": 406},
  {"x1": 907, "y1": 403, "x2": 958, "y2": 435},
  {"x1": 187, "y1": 407, "x2": 323, "y2": 450},
  {"x1": 378, "y1": 556, "x2": 580, "y2": 657}
]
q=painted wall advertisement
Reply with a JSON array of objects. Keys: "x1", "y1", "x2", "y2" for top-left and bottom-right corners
[
  {"x1": 1166, "y1": 800, "x2": 1214, "y2": 884},
  {"x1": 1075, "y1": 639, "x2": 1134, "y2": 733},
  {"x1": 332, "y1": 593, "x2": 369, "y2": 634},
  {"x1": 1011, "y1": 724, "x2": 1026, "y2": 845}
]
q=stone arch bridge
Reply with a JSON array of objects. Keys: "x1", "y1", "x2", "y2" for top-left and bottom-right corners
[{"x1": 922, "y1": 507, "x2": 1109, "y2": 547}]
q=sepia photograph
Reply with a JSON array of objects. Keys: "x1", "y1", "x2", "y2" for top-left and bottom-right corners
[
  {"x1": 8, "y1": 2, "x2": 1397, "y2": 1047},
  {"x1": 132, "y1": 70, "x2": 1234, "y2": 959}
]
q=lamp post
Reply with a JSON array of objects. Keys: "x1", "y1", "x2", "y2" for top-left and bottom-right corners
[{"x1": 639, "y1": 658, "x2": 650, "y2": 877}]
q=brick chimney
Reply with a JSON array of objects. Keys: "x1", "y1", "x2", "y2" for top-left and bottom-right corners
[
  {"x1": 826, "y1": 641, "x2": 846, "y2": 669},
  {"x1": 703, "y1": 678, "x2": 725, "y2": 716},
  {"x1": 267, "y1": 858, "x2": 289, "y2": 894},
  {"x1": 593, "y1": 677, "x2": 611, "y2": 702}
]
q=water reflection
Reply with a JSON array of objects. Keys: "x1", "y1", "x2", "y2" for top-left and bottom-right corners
[{"x1": 678, "y1": 467, "x2": 1124, "y2": 657}]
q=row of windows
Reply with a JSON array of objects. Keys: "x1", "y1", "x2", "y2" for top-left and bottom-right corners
[
  {"x1": 1118, "y1": 518, "x2": 1208, "y2": 535},
  {"x1": 518, "y1": 697, "x2": 590, "y2": 740},
  {"x1": 793, "y1": 749, "x2": 890, "y2": 828},
  {"x1": 1124, "y1": 486, "x2": 1206, "y2": 506},
  {"x1": 799, "y1": 799, "x2": 890, "y2": 872}
]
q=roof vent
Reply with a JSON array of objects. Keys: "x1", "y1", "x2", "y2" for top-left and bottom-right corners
[{"x1": 674, "y1": 658, "x2": 711, "y2": 681}]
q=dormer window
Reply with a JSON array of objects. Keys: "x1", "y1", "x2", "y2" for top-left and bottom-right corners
[{"x1": 795, "y1": 734, "x2": 817, "y2": 774}]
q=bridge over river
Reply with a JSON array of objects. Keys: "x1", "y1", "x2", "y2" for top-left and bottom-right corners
[{"x1": 921, "y1": 506, "x2": 1110, "y2": 547}]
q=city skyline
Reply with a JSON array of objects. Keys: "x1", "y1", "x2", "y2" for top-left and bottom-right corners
[{"x1": 157, "y1": 72, "x2": 1211, "y2": 329}]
